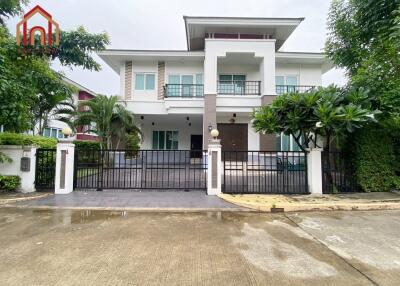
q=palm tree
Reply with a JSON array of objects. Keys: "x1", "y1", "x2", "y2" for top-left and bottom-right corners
[{"x1": 75, "y1": 95, "x2": 141, "y2": 149}]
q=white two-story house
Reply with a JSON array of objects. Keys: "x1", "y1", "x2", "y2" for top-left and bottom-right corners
[{"x1": 98, "y1": 16, "x2": 332, "y2": 153}]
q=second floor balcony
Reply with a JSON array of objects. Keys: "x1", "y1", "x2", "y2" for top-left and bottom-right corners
[
  {"x1": 217, "y1": 81, "x2": 261, "y2": 96},
  {"x1": 276, "y1": 85, "x2": 316, "y2": 95},
  {"x1": 164, "y1": 84, "x2": 204, "y2": 98}
]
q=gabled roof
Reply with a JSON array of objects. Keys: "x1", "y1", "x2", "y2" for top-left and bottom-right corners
[
  {"x1": 62, "y1": 76, "x2": 98, "y2": 97},
  {"x1": 184, "y1": 16, "x2": 304, "y2": 51}
]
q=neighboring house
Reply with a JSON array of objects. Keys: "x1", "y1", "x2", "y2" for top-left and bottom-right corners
[
  {"x1": 42, "y1": 77, "x2": 98, "y2": 141},
  {"x1": 98, "y1": 16, "x2": 332, "y2": 152}
]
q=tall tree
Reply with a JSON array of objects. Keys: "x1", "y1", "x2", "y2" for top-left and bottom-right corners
[{"x1": 0, "y1": 0, "x2": 28, "y2": 25}]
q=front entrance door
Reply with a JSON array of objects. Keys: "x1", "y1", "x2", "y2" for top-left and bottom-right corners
[
  {"x1": 190, "y1": 135, "x2": 203, "y2": 158},
  {"x1": 218, "y1": 124, "x2": 248, "y2": 161}
]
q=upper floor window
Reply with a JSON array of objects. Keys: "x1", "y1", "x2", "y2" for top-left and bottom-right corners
[
  {"x1": 167, "y1": 74, "x2": 203, "y2": 97},
  {"x1": 43, "y1": 127, "x2": 67, "y2": 139},
  {"x1": 276, "y1": 75, "x2": 298, "y2": 95},
  {"x1": 135, "y1": 73, "x2": 155, "y2": 91},
  {"x1": 219, "y1": 74, "x2": 246, "y2": 94}
]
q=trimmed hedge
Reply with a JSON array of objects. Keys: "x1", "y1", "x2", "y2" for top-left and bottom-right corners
[
  {"x1": 347, "y1": 126, "x2": 399, "y2": 192},
  {"x1": 73, "y1": 140, "x2": 101, "y2": 150},
  {"x1": 0, "y1": 133, "x2": 57, "y2": 149},
  {"x1": 0, "y1": 175, "x2": 21, "y2": 191}
]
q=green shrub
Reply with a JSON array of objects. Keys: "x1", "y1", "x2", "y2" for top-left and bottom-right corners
[
  {"x1": 347, "y1": 126, "x2": 398, "y2": 192},
  {"x1": 0, "y1": 133, "x2": 57, "y2": 149},
  {"x1": 125, "y1": 133, "x2": 141, "y2": 157},
  {"x1": 73, "y1": 140, "x2": 100, "y2": 150},
  {"x1": 0, "y1": 175, "x2": 21, "y2": 191}
]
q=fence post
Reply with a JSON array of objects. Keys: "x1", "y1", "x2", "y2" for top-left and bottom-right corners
[
  {"x1": 307, "y1": 148, "x2": 323, "y2": 195},
  {"x1": 55, "y1": 142, "x2": 75, "y2": 195},
  {"x1": 207, "y1": 138, "x2": 222, "y2": 195}
]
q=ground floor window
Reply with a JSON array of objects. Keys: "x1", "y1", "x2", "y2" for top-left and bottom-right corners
[
  {"x1": 276, "y1": 133, "x2": 302, "y2": 151},
  {"x1": 152, "y1": 131, "x2": 178, "y2": 150},
  {"x1": 43, "y1": 127, "x2": 67, "y2": 139}
]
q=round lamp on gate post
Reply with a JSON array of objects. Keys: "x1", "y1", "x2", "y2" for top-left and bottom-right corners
[
  {"x1": 210, "y1": 129, "x2": 219, "y2": 139},
  {"x1": 61, "y1": 127, "x2": 73, "y2": 137}
]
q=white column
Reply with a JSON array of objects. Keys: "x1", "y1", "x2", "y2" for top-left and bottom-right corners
[
  {"x1": 207, "y1": 139, "x2": 222, "y2": 195},
  {"x1": 55, "y1": 142, "x2": 75, "y2": 195},
  {"x1": 307, "y1": 148, "x2": 323, "y2": 195}
]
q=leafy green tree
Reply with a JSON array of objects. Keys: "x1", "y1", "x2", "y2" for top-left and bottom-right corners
[
  {"x1": 252, "y1": 86, "x2": 378, "y2": 152},
  {"x1": 0, "y1": 0, "x2": 28, "y2": 25},
  {"x1": 326, "y1": 0, "x2": 400, "y2": 116},
  {"x1": 75, "y1": 95, "x2": 141, "y2": 149},
  {"x1": 0, "y1": 1, "x2": 109, "y2": 133}
]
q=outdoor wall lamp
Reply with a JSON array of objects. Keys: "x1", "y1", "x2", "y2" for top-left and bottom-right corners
[
  {"x1": 208, "y1": 123, "x2": 213, "y2": 132},
  {"x1": 210, "y1": 129, "x2": 219, "y2": 139},
  {"x1": 61, "y1": 127, "x2": 72, "y2": 137}
]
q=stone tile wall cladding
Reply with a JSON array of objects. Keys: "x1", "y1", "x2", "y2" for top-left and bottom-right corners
[{"x1": 125, "y1": 61, "x2": 133, "y2": 100}]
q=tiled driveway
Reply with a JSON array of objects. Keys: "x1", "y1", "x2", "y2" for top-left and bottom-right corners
[{"x1": 13, "y1": 190, "x2": 244, "y2": 210}]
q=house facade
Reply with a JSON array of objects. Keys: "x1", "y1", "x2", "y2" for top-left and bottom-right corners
[
  {"x1": 42, "y1": 77, "x2": 98, "y2": 141},
  {"x1": 98, "y1": 16, "x2": 332, "y2": 152}
]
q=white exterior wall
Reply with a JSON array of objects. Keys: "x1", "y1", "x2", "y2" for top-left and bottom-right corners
[
  {"x1": 204, "y1": 39, "x2": 276, "y2": 95},
  {"x1": 217, "y1": 64, "x2": 260, "y2": 81},
  {"x1": 165, "y1": 61, "x2": 203, "y2": 81},
  {"x1": 131, "y1": 61, "x2": 159, "y2": 102},
  {"x1": 276, "y1": 63, "x2": 322, "y2": 86},
  {"x1": 140, "y1": 119, "x2": 202, "y2": 150}
]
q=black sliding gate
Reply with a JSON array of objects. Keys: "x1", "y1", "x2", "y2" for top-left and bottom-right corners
[
  {"x1": 222, "y1": 151, "x2": 308, "y2": 194},
  {"x1": 35, "y1": 148, "x2": 57, "y2": 192},
  {"x1": 74, "y1": 149, "x2": 207, "y2": 190}
]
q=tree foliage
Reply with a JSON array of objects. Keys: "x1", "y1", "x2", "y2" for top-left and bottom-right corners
[
  {"x1": 0, "y1": 0, "x2": 28, "y2": 25},
  {"x1": 0, "y1": 1, "x2": 109, "y2": 133},
  {"x1": 252, "y1": 86, "x2": 378, "y2": 152},
  {"x1": 74, "y1": 95, "x2": 141, "y2": 150},
  {"x1": 326, "y1": 0, "x2": 400, "y2": 116}
]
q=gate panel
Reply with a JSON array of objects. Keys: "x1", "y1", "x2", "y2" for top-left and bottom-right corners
[
  {"x1": 35, "y1": 148, "x2": 57, "y2": 191},
  {"x1": 222, "y1": 151, "x2": 308, "y2": 194},
  {"x1": 74, "y1": 149, "x2": 207, "y2": 190}
]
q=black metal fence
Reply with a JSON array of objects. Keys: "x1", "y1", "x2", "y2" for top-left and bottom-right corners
[
  {"x1": 218, "y1": 81, "x2": 261, "y2": 95},
  {"x1": 164, "y1": 84, "x2": 204, "y2": 98},
  {"x1": 276, "y1": 85, "x2": 316, "y2": 95},
  {"x1": 222, "y1": 151, "x2": 308, "y2": 194},
  {"x1": 35, "y1": 148, "x2": 57, "y2": 191},
  {"x1": 74, "y1": 149, "x2": 207, "y2": 190},
  {"x1": 322, "y1": 151, "x2": 359, "y2": 193}
]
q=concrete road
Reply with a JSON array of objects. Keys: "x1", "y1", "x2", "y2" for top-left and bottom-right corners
[{"x1": 0, "y1": 208, "x2": 399, "y2": 285}]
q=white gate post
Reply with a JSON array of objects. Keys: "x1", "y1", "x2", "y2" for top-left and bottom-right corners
[
  {"x1": 207, "y1": 138, "x2": 222, "y2": 195},
  {"x1": 307, "y1": 148, "x2": 323, "y2": 195},
  {"x1": 55, "y1": 142, "x2": 75, "y2": 195}
]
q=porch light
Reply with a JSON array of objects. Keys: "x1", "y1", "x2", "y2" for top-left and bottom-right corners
[
  {"x1": 210, "y1": 129, "x2": 219, "y2": 139},
  {"x1": 61, "y1": 127, "x2": 72, "y2": 137}
]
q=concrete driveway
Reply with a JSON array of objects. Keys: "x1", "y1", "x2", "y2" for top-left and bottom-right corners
[{"x1": 0, "y1": 208, "x2": 399, "y2": 285}]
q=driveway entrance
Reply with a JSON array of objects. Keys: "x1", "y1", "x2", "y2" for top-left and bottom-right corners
[{"x1": 74, "y1": 149, "x2": 207, "y2": 191}]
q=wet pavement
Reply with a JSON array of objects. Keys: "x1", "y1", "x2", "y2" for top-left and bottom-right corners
[
  {"x1": 13, "y1": 190, "x2": 243, "y2": 210},
  {"x1": 1, "y1": 208, "x2": 399, "y2": 285}
]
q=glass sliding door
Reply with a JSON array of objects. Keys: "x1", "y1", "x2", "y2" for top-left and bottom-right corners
[
  {"x1": 168, "y1": 75, "x2": 180, "y2": 97},
  {"x1": 233, "y1": 74, "x2": 246, "y2": 94},
  {"x1": 181, "y1": 75, "x2": 193, "y2": 97}
]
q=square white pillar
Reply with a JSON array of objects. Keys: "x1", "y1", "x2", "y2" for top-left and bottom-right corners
[
  {"x1": 307, "y1": 148, "x2": 323, "y2": 195},
  {"x1": 55, "y1": 142, "x2": 75, "y2": 195},
  {"x1": 207, "y1": 139, "x2": 222, "y2": 195}
]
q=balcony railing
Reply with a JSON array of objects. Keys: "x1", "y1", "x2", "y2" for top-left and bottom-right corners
[
  {"x1": 276, "y1": 85, "x2": 316, "y2": 95},
  {"x1": 164, "y1": 84, "x2": 204, "y2": 98},
  {"x1": 217, "y1": 81, "x2": 261, "y2": 96}
]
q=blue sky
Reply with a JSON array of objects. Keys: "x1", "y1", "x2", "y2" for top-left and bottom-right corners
[{"x1": 7, "y1": 0, "x2": 347, "y2": 95}]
